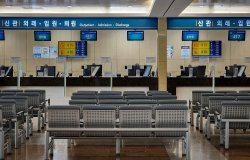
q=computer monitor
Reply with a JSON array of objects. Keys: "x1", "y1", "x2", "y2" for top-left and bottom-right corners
[
  {"x1": 226, "y1": 65, "x2": 245, "y2": 77},
  {"x1": 36, "y1": 66, "x2": 56, "y2": 77},
  {"x1": 82, "y1": 65, "x2": 91, "y2": 76},
  {"x1": 195, "y1": 66, "x2": 206, "y2": 77},
  {"x1": 82, "y1": 64, "x2": 102, "y2": 77},
  {"x1": 143, "y1": 65, "x2": 152, "y2": 77},
  {"x1": 238, "y1": 65, "x2": 246, "y2": 77},
  {"x1": 226, "y1": 66, "x2": 234, "y2": 77},
  {"x1": 128, "y1": 65, "x2": 140, "y2": 76},
  {"x1": 181, "y1": 67, "x2": 190, "y2": 76},
  {"x1": 0, "y1": 66, "x2": 13, "y2": 77}
]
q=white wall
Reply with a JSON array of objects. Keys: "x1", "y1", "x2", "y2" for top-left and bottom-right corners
[
  {"x1": 167, "y1": 30, "x2": 250, "y2": 77},
  {"x1": 0, "y1": 30, "x2": 158, "y2": 76},
  {"x1": 2, "y1": 29, "x2": 250, "y2": 78}
]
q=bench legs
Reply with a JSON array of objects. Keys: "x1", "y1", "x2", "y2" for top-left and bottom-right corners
[
  {"x1": 225, "y1": 122, "x2": 229, "y2": 149},
  {"x1": 199, "y1": 110, "x2": 203, "y2": 132},
  {"x1": 14, "y1": 121, "x2": 18, "y2": 149},
  {"x1": 0, "y1": 131, "x2": 11, "y2": 159},
  {"x1": 26, "y1": 115, "x2": 30, "y2": 139},
  {"x1": 219, "y1": 122, "x2": 230, "y2": 149},
  {"x1": 206, "y1": 116, "x2": 211, "y2": 140},
  {"x1": 0, "y1": 130, "x2": 4, "y2": 160},
  {"x1": 220, "y1": 127, "x2": 224, "y2": 145},
  {"x1": 38, "y1": 110, "x2": 41, "y2": 132},
  {"x1": 196, "y1": 114, "x2": 199, "y2": 130},
  {"x1": 190, "y1": 102, "x2": 194, "y2": 126},
  {"x1": 45, "y1": 131, "x2": 49, "y2": 160},
  {"x1": 182, "y1": 130, "x2": 190, "y2": 159},
  {"x1": 116, "y1": 138, "x2": 120, "y2": 155}
]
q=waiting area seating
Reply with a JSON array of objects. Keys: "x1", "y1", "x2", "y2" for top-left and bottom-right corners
[
  {"x1": 0, "y1": 89, "x2": 50, "y2": 159},
  {"x1": 45, "y1": 90, "x2": 189, "y2": 159},
  {"x1": 45, "y1": 104, "x2": 189, "y2": 159},
  {"x1": 191, "y1": 90, "x2": 250, "y2": 149}
]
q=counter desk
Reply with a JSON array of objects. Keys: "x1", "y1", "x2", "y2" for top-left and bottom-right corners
[
  {"x1": 167, "y1": 77, "x2": 250, "y2": 95},
  {"x1": 0, "y1": 77, "x2": 158, "y2": 90}
]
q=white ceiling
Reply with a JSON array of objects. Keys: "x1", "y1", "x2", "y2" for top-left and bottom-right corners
[
  {"x1": 181, "y1": 0, "x2": 250, "y2": 17},
  {"x1": 0, "y1": 0, "x2": 249, "y2": 17},
  {"x1": 0, "y1": 0, "x2": 192, "y2": 17}
]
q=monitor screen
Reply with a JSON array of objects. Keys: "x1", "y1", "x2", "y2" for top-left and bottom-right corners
[
  {"x1": 228, "y1": 30, "x2": 245, "y2": 41},
  {"x1": 0, "y1": 30, "x2": 5, "y2": 41},
  {"x1": 192, "y1": 41, "x2": 221, "y2": 58},
  {"x1": 127, "y1": 31, "x2": 144, "y2": 41},
  {"x1": 80, "y1": 31, "x2": 97, "y2": 41},
  {"x1": 58, "y1": 41, "x2": 87, "y2": 58},
  {"x1": 182, "y1": 31, "x2": 199, "y2": 41},
  {"x1": 34, "y1": 31, "x2": 51, "y2": 41}
]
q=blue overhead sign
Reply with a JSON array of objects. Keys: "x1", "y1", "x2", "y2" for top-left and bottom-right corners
[
  {"x1": 0, "y1": 17, "x2": 158, "y2": 30},
  {"x1": 168, "y1": 18, "x2": 250, "y2": 30}
]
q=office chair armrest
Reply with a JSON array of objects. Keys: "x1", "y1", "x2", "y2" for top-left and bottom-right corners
[
  {"x1": 16, "y1": 111, "x2": 24, "y2": 116},
  {"x1": 28, "y1": 106, "x2": 33, "y2": 110}
]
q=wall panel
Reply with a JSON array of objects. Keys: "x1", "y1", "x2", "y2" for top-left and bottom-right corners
[{"x1": 0, "y1": 30, "x2": 158, "y2": 77}]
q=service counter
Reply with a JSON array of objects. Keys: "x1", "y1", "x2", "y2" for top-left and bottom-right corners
[
  {"x1": 167, "y1": 77, "x2": 250, "y2": 95},
  {"x1": 0, "y1": 77, "x2": 158, "y2": 90}
]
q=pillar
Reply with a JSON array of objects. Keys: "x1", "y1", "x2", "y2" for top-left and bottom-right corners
[{"x1": 157, "y1": 18, "x2": 167, "y2": 91}]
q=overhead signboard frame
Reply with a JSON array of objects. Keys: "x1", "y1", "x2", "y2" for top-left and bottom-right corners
[
  {"x1": 168, "y1": 17, "x2": 250, "y2": 30},
  {"x1": 0, "y1": 17, "x2": 158, "y2": 30}
]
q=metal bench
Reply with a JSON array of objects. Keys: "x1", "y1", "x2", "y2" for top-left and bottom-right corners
[
  {"x1": 0, "y1": 99, "x2": 25, "y2": 149},
  {"x1": 123, "y1": 91, "x2": 146, "y2": 96},
  {"x1": 147, "y1": 91, "x2": 170, "y2": 96},
  {"x1": 0, "y1": 106, "x2": 11, "y2": 159},
  {"x1": 190, "y1": 90, "x2": 213, "y2": 126},
  {"x1": 71, "y1": 95, "x2": 98, "y2": 100},
  {"x1": 76, "y1": 91, "x2": 98, "y2": 95},
  {"x1": 217, "y1": 101, "x2": 250, "y2": 149},
  {"x1": 46, "y1": 105, "x2": 81, "y2": 156},
  {"x1": 151, "y1": 95, "x2": 177, "y2": 100},
  {"x1": 98, "y1": 91, "x2": 122, "y2": 95},
  {"x1": 197, "y1": 93, "x2": 224, "y2": 132},
  {"x1": 125, "y1": 95, "x2": 149, "y2": 100},
  {"x1": 127, "y1": 99, "x2": 157, "y2": 106},
  {"x1": 155, "y1": 104, "x2": 189, "y2": 156},
  {"x1": 45, "y1": 104, "x2": 190, "y2": 159},
  {"x1": 69, "y1": 99, "x2": 98, "y2": 118},
  {"x1": 83, "y1": 106, "x2": 117, "y2": 137},
  {"x1": 1, "y1": 96, "x2": 31, "y2": 139},
  {"x1": 119, "y1": 105, "x2": 152, "y2": 137},
  {"x1": 205, "y1": 96, "x2": 235, "y2": 139},
  {"x1": 1, "y1": 90, "x2": 23, "y2": 94},
  {"x1": 98, "y1": 95, "x2": 124, "y2": 100},
  {"x1": 16, "y1": 92, "x2": 44, "y2": 132}
]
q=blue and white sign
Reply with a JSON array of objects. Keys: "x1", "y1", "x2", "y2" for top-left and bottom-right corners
[
  {"x1": 181, "y1": 46, "x2": 190, "y2": 59},
  {"x1": 0, "y1": 17, "x2": 157, "y2": 30},
  {"x1": 168, "y1": 18, "x2": 250, "y2": 30}
]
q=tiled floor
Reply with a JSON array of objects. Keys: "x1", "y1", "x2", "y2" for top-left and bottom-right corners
[{"x1": 5, "y1": 120, "x2": 250, "y2": 160}]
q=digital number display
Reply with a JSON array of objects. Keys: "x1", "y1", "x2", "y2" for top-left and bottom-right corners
[
  {"x1": 58, "y1": 41, "x2": 87, "y2": 58},
  {"x1": 80, "y1": 31, "x2": 97, "y2": 41},
  {"x1": 34, "y1": 31, "x2": 51, "y2": 41},
  {"x1": 228, "y1": 30, "x2": 245, "y2": 41},
  {"x1": 127, "y1": 31, "x2": 144, "y2": 41},
  {"x1": 192, "y1": 41, "x2": 221, "y2": 57},
  {"x1": 182, "y1": 31, "x2": 199, "y2": 41}
]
